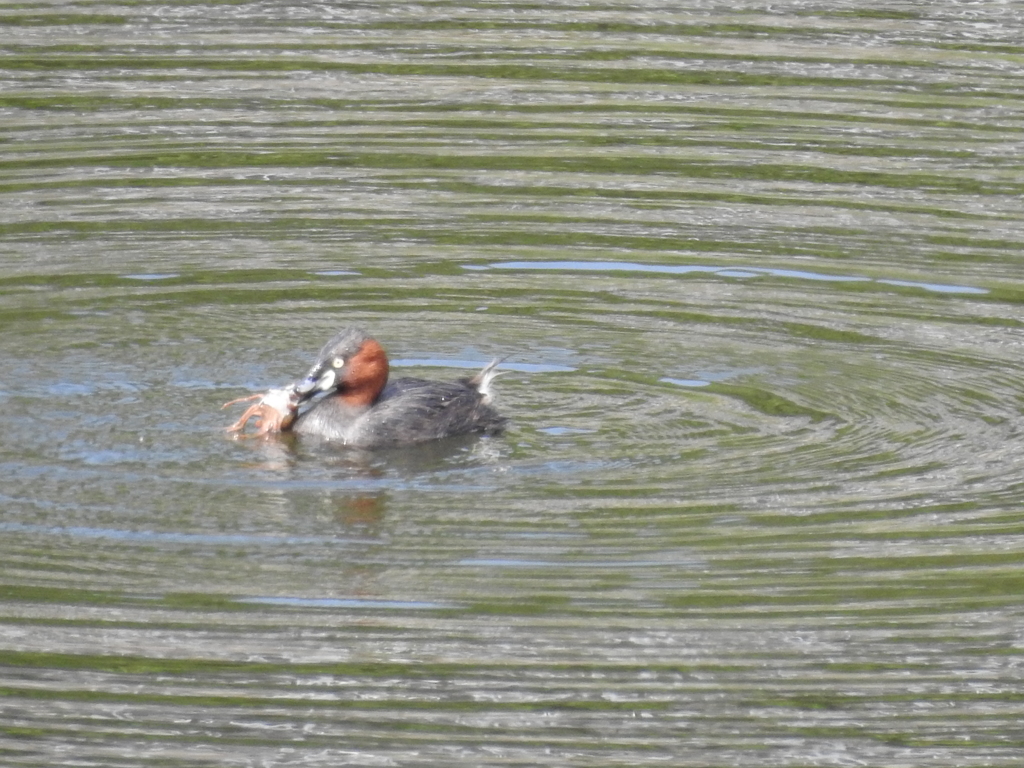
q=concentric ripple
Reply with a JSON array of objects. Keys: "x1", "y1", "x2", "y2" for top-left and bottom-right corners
[{"x1": 456, "y1": 260, "x2": 1022, "y2": 512}]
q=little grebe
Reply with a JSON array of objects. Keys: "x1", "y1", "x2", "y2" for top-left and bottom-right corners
[{"x1": 225, "y1": 327, "x2": 505, "y2": 447}]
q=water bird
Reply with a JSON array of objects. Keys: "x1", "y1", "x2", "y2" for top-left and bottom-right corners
[{"x1": 225, "y1": 327, "x2": 506, "y2": 447}]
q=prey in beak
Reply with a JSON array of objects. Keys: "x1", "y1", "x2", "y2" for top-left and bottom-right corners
[
  {"x1": 223, "y1": 327, "x2": 386, "y2": 437},
  {"x1": 222, "y1": 385, "x2": 302, "y2": 438}
]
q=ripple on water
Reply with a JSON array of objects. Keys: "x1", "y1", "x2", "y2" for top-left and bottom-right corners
[{"x1": 3, "y1": 1, "x2": 1024, "y2": 766}]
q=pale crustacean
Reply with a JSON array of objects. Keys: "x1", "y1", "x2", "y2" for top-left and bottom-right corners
[{"x1": 223, "y1": 386, "x2": 300, "y2": 438}]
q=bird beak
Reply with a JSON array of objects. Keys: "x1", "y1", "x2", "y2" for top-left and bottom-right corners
[{"x1": 294, "y1": 366, "x2": 337, "y2": 401}]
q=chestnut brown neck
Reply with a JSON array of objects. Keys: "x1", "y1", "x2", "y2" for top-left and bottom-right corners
[{"x1": 339, "y1": 338, "x2": 389, "y2": 407}]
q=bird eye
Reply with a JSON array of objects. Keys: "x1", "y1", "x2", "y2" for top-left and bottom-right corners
[{"x1": 332, "y1": 357, "x2": 344, "y2": 368}]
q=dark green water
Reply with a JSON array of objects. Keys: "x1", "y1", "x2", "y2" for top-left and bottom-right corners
[{"x1": 3, "y1": 2, "x2": 1024, "y2": 765}]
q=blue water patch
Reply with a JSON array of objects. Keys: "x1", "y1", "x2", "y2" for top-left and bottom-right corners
[
  {"x1": 239, "y1": 596, "x2": 455, "y2": 610},
  {"x1": 713, "y1": 269, "x2": 760, "y2": 278},
  {"x1": 877, "y1": 279, "x2": 988, "y2": 295},
  {"x1": 472, "y1": 261, "x2": 988, "y2": 295},
  {"x1": 42, "y1": 378, "x2": 145, "y2": 397},
  {"x1": 661, "y1": 367, "x2": 762, "y2": 388},
  {"x1": 459, "y1": 555, "x2": 702, "y2": 569},
  {"x1": 393, "y1": 358, "x2": 575, "y2": 373},
  {"x1": 660, "y1": 378, "x2": 711, "y2": 388},
  {"x1": 0, "y1": 521, "x2": 373, "y2": 548},
  {"x1": 459, "y1": 558, "x2": 554, "y2": 567},
  {"x1": 46, "y1": 382, "x2": 95, "y2": 396}
]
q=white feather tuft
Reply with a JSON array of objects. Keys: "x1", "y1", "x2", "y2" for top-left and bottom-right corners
[{"x1": 468, "y1": 359, "x2": 507, "y2": 404}]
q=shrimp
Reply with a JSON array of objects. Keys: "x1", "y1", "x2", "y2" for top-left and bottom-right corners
[{"x1": 223, "y1": 386, "x2": 299, "y2": 437}]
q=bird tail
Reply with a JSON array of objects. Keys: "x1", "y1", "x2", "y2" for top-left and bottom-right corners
[{"x1": 467, "y1": 358, "x2": 507, "y2": 404}]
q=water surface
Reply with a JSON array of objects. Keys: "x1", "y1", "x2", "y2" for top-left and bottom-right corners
[{"x1": 3, "y1": 1, "x2": 1024, "y2": 765}]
